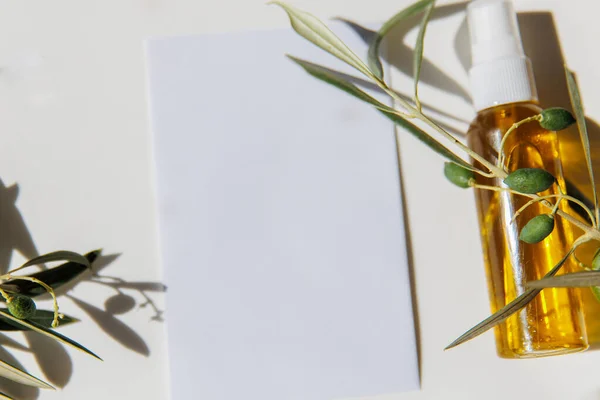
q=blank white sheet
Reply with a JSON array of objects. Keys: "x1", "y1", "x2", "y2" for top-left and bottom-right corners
[{"x1": 146, "y1": 23, "x2": 419, "y2": 400}]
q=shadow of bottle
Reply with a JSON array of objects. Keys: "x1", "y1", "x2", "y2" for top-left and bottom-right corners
[
  {"x1": 454, "y1": 9, "x2": 600, "y2": 348},
  {"x1": 514, "y1": 11, "x2": 600, "y2": 348}
]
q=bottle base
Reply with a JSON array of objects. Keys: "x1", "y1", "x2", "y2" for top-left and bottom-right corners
[{"x1": 497, "y1": 344, "x2": 588, "y2": 359}]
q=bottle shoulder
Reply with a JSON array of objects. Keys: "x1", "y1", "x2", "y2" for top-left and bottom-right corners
[{"x1": 469, "y1": 102, "x2": 543, "y2": 132}]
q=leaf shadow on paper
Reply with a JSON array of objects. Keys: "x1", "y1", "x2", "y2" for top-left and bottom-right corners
[
  {"x1": 0, "y1": 179, "x2": 167, "y2": 399},
  {"x1": 335, "y1": 2, "x2": 471, "y2": 126}
]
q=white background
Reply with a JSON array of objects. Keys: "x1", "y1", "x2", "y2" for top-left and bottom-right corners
[{"x1": 0, "y1": 0, "x2": 599, "y2": 399}]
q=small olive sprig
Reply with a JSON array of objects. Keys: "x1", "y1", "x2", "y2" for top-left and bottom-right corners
[
  {"x1": 444, "y1": 107, "x2": 593, "y2": 245},
  {"x1": 0, "y1": 271, "x2": 63, "y2": 327},
  {"x1": 273, "y1": 0, "x2": 600, "y2": 350}
]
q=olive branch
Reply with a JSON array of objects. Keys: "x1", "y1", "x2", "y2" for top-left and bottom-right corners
[
  {"x1": 0, "y1": 251, "x2": 102, "y2": 396},
  {"x1": 271, "y1": 0, "x2": 600, "y2": 350}
]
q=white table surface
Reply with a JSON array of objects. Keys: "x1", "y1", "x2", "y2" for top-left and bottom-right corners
[{"x1": 1, "y1": 0, "x2": 599, "y2": 399}]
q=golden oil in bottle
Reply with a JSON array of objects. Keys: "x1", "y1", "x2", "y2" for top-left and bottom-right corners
[
  {"x1": 467, "y1": 103, "x2": 588, "y2": 358},
  {"x1": 466, "y1": 0, "x2": 588, "y2": 357}
]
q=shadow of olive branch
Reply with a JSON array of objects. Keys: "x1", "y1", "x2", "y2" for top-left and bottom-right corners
[
  {"x1": 0, "y1": 334, "x2": 43, "y2": 400},
  {"x1": 0, "y1": 179, "x2": 39, "y2": 277},
  {"x1": 24, "y1": 332, "x2": 73, "y2": 390},
  {"x1": 330, "y1": 17, "x2": 470, "y2": 136},
  {"x1": 335, "y1": 1, "x2": 472, "y2": 104},
  {"x1": 0, "y1": 346, "x2": 39, "y2": 400},
  {"x1": 0, "y1": 176, "x2": 167, "y2": 398},
  {"x1": 66, "y1": 295, "x2": 151, "y2": 357},
  {"x1": 0, "y1": 254, "x2": 166, "y2": 397},
  {"x1": 57, "y1": 253, "x2": 166, "y2": 356},
  {"x1": 0, "y1": 178, "x2": 44, "y2": 399},
  {"x1": 90, "y1": 276, "x2": 165, "y2": 322}
]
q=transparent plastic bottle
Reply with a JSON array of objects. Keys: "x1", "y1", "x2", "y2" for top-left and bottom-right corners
[{"x1": 466, "y1": 0, "x2": 588, "y2": 358}]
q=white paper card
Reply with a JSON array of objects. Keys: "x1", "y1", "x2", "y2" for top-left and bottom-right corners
[{"x1": 146, "y1": 23, "x2": 419, "y2": 400}]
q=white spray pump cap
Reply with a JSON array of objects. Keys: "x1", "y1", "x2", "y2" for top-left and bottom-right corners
[{"x1": 467, "y1": 0, "x2": 537, "y2": 111}]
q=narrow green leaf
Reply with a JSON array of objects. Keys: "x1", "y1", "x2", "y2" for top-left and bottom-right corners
[
  {"x1": 528, "y1": 270, "x2": 600, "y2": 289},
  {"x1": 9, "y1": 250, "x2": 91, "y2": 276},
  {"x1": 0, "y1": 310, "x2": 102, "y2": 361},
  {"x1": 368, "y1": 0, "x2": 435, "y2": 79},
  {"x1": 0, "y1": 358, "x2": 53, "y2": 389},
  {"x1": 0, "y1": 310, "x2": 79, "y2": 331},
  {"x1": 445, "y1": 248, "x2": 574, "y2": 350},
  {"x1": 413, "y1": 1, "x2": 435, "y2": 107},
  {"x1": 288, "y1": 55, "x2": 394, "y2": 112},
  {"x1": 379, "y1": 109, "x2": 471, "y2": 168},
  {"x1": 566, "y1": 68, "x2": 598, "y2": 224},
  {"x1": 288, "y1": 56, "x2": 471, "y2": 168},
  {"x1": 0, "y1": 250, "x2": 100, "y2": 298},
  {"x1": 271, "y1": 2, "x2": 373, "y2": 78}
]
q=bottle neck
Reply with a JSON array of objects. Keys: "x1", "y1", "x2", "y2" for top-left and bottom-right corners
[{"x1": 469, "y1": 56, "x2": 538, "y2": 112}]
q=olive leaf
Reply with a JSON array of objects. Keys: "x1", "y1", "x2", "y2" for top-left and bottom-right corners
[
  {"x1": 288, "y1": 56, "x2": 471, "y2": 168},
  {"x1": 0, "y1": 310, "x2": 78, "y2": 331},
  {"x1": 0, "y1": 310, "x2": 101, "y2": 361},
  {"x1": 413, "y1": 0, "x2": 435, "y2": 107},
  {"x1": 8, "y1": 250, "x2": 90, "y2": 276},
  {"x1": 0, "y1": 358, "x2": 53, "y2": 390},
  {"x1": 528, "y1": 270, "x2": 600, "y2": 289},
  {"x1": 0, "y1": 250, "x2": 101, "y2": 298},
  {"x1": 0, "y1": 391, "x2": 14, "y2": 399},
  {"x1": 566, "y1": 68, "x2": 598, "y2": 223},
  {"x1": 446, "y1": 247, "x2": 574, "y2": 350},
  {"x1": 287, "y1": 55, "x2": 396, "y2": 112},
  {"x1": 270, "y1": 2, "x2": 374, "y2": 78},
  {"x1": 368, "y1": 0, "x2": 435, "y2": 80}
]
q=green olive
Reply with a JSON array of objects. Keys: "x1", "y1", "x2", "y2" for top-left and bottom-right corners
[
  {"x1": 503, "y1": 168, "x2": 555, "y2": 194},
  {"x1": 7, "y1": 294, "x2": 36, "y2": 320},
  {"x1": 539, "y1": 108, "x2": 576, "y2": 131},
  {"x1": 444, "y1": 162, "x2": 474, "y2": 189},
  {"x1": 519, "y1": 214, "x2": 555, "y2": 244}
]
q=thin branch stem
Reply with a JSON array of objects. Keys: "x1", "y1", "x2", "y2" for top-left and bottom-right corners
[
  {"x1": 551, "y1": 199, "x2": 561, "y2": 215},
  {"x1": 497, "y1": 115, "x2": 542, "y2": 167},
  {"x1": 511, "y1": 194, "x2": 559, "y2": 224},
  {"x1": 573, "y1": 251, "x2": 593, "y2": 271},
  {"x1": 418, "y1": 115, "x2": 508, "y2": 178},
  {"x1": 370, "y1": 66, "x2": 600, "y2": 241},
  {"x1": 0, "y1": 289, "x2": 10, "y2": 302},
  {"x1": 470, "y1": 183, "x2": 527, "y2": 197},
  {"x1": 372, "y1": 79, "x2": 508, "y2": 178},
  {"x1": 2, "y1": 275, "x2": 61, "y2": 327},
  {"x1": 471, "y1": 184, "x2": 600, "y2": 240},
  {"x1": 374, "y1": 79, "x2": 415, "y2": 114},
  {"x1": 461, "y1": 164, "x2": 496, "y2": 179}
]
